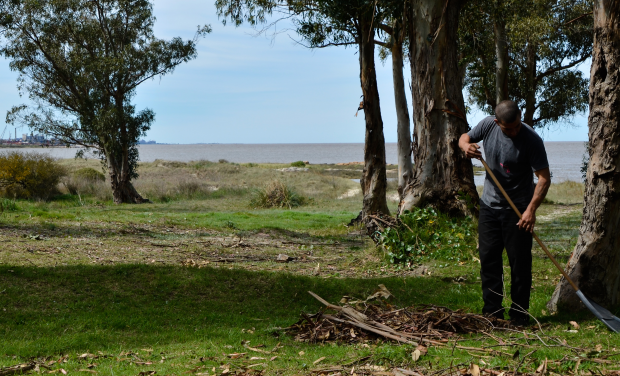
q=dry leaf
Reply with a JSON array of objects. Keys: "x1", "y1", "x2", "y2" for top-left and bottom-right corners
[
  {"x1": 313, "y1": 357, "x2": 326, "y2": 365},
  {"x1": 298, "y1": 351, "x2": 305, "y2": 356},
  {"x1": 596, "y1": 344, "x2": 603, "y2": 352},
  {"x1": 411, "y1": 349, "x2": 421, "y2": 362},
  {"x1": 366, "y1": 284, "x2": 392, "y2": 301},
  {"x1": 78, "y1": 369, "x2": 97, "y2": 374},
  {"x1": 415, "y1": 345, "x2": 427, "y2": 355},
  {"x1": 60, "y1": 369, "x2": 67, "y2": 375},
  {"x1": 249, "y1": 357, "x2": 265, "y2": 360},
  {"x1": 569, "y1": 321, "x2": 580, "y2": 330},
  {"x1": 469, "y1": 364, "x2": 480, "y2": 376},
  {"x1": 226, "y1": 353, "x2": 246, "y2": 359},
  {"x1": 270, "y1": 356, "x2": 278, "y2": 361}
]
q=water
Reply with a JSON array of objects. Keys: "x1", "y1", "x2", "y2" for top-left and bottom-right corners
[{"x1": 4, "y1": 141, "x2": 586, "y2": 185}]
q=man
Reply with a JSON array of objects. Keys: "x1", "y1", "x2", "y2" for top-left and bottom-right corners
[{"x1": 458, "y1": 100, "x2": 551, "y2": 325}]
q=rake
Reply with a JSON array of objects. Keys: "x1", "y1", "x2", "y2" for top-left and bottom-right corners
[{"x1": 480, "y1": 158, "x2": 620, "y2": 332}]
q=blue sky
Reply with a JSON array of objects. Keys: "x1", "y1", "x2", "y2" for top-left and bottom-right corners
[{"x1": 0, "y1": 0, "x2": 590, "y2": 144}]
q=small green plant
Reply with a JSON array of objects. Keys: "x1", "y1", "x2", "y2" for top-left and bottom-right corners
[
  {"x1": 378, "y1": 207, "x2": 477, "y2": 265},
  {"x1": 290, "y1": 161, "x2": 306, "y2": 168},
  {"x1": 250, "y1": 180, "x2": 308, "y2": 209},
  {"x1": 0, "y1": 198, "x2": 18, "y2": 213}
]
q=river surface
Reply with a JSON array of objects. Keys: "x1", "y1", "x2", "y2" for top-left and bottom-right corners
[{"x1": 6, "y1": 142, "x2": 586, "y2": 186}]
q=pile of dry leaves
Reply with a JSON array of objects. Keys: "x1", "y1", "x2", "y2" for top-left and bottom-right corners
[{"x1": 288, "y1": 285, "x2": 514, "y2": 346}]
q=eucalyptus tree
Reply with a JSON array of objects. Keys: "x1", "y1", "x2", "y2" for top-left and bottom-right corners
[
  {"x1": 376, "y1": 13, "x2": 413, "y2": 199},
  {"x1": 0, "y1": 0, "x2": 209, "y2": 204},
  {"x1": 548, "y1": 0, "x2": 620, "y2": 311},
  {"x1": 460, "y1": 0, "x2": 592, "y2": 128},
  {"x1": 218, "y1": 0, "x2": 392, "y2": 223},
  {"x1": 399, "y1": 0, "x2": 479, "y2": 217}
]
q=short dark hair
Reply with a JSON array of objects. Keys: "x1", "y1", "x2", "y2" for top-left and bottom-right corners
[{"x1": 495, "y1": 100, "x2": 520, "y2": 124}]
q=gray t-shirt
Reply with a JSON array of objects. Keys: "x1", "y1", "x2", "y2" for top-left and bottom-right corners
[{"x1": 468, "y1": 116, "x2": 549, "y2": 209}]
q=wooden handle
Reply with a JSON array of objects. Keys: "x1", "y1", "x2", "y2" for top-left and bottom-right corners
[{"x1": 479, "y1": 158, "x2": 579, "y2": 292}]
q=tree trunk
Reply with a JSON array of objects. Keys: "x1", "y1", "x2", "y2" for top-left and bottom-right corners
[
  {"x1": 359, "y1": 14, "x2": 390, "y2": 226},
  {"x1": 547, "y1": 0, "x2": 620, "y2": 312},
  {"x1": 106, "y1": 149, "x2": 146, "y2": 204},
  {"x1": 392, "y1": 26, "x2": 414, "y2": 199},
  {"x1": 400, "y1": 0, "x2": 479, "y2": 217},
  {"x1": 493, "y1": 8, "x2": 509, "y2": 106},
  {"x1": 523, "y1": 41, "x2": 537, "y2": 126}
]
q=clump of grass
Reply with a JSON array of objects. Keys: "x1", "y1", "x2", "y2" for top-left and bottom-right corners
[
  {"x1": 0, "y1": 151, "x2": 66, "y2": 200},
  {"x1": 218, "y1": 159, "x2": 229, "y2": 164},
  {"x1": 73, "y1": 167, "x2": 105, "y2": 182},
  {"x1": 250, "y1": 180, "x2": 308, "y2": 209},
  {"x1": 0, "y1": 198, "x2": 18, "y2": 213},
  {"x1": 290, "y1": 161, "x2": 306, "y2": 167},
  {"x1": 191, "y1": 159, "x2": 215, "y2": 169},
  {"x1": 378, "y1": 207, "x2": 477, "y2": 265}
]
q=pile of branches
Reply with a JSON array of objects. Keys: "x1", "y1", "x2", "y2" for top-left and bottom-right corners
[{"x1": 288, "y1": 288, "x2": 515, "y2": 346}]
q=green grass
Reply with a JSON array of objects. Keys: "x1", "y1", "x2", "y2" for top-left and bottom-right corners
[{"x1": 1, "y1": 162, "x2": 619, "y2": 375}]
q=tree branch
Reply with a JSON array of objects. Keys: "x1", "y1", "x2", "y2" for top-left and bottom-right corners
[{"x1": 535, "y1": 54, "x2": 589, "y2": 82}]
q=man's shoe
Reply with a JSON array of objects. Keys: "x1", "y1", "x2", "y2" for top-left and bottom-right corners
[{"x1": 510, "y1": 316, "x2": 530, "y2": 327}]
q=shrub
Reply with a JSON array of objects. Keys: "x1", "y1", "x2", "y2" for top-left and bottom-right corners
[
  {"x1": 378, "y1": 207, "x2": 477, "y2": 266},
  {"x1": 250, "y1": 180, "x2": 308, "y2": 209},
  {"x1": 73, "y1": 167, "x2": 105, "y2": 182},
  {"x1": 0, "y1": 152, "x2": 66, "y2": 200},
  {"x1": 290, "y1": 161, "x2": 306, "y2": 167},
  {"x1": 218, "y1": 159, "x2": 229, "y2": 164}
]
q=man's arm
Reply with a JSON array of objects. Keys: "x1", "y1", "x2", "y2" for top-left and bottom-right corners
[
  {"x1": 517, "y1": 167, "x2": 551, "y2": 233},
  {"x1": 459, "y1": 133, "x2": 482, "y2": 159}
]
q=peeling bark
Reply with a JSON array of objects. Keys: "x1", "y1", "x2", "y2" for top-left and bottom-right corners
[
  {"x1": 548, "y1": 0, "x2": 620, "y2": 312},
  {"x1": 359, "y1": 14, "x2": 390, "y2": 225},
  {"x1": 392, "y1": 23, "x2": 414, "y2": 199},
  {"x1": 400, "y1": 0, "x2": 479, "y2": 217}
]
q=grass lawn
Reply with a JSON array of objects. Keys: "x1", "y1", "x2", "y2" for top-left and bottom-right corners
[{"x1": 1, "y1": 160, "x2": 619, "y2": 375}]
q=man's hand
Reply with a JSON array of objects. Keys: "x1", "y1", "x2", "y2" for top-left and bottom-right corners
[
  {"x1": 517, "y1": 209, "x2": 536, "y2": 233},
  {"x1": 458, "y1": 134, "x2": 482, "y2": 159},
  {"x1": 518, "y1": 168, "x2": 550, "y2": 234}
]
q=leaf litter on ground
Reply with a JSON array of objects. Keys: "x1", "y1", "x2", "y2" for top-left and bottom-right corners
[{"x1": 283, "y1": 286, "x2": 620, "y2": 376}]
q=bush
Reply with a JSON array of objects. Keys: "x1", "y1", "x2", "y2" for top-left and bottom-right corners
[
  {"x1": 250, "y1": 180, "x2": 308, "y2": 209},
  {"x1": 73, "y1": 167, "x2": 105, "y2": 182},
  {"x1": 0, "y1": 152, "x2": 66, "y2": 200},
  {"x1": 218, "y1": 159, "x2": 229, "y2": 164},
  {"x1": 290, "y1": 161, "x2": 306, "y2": 167},
  {"x1": 378, "y1": 207, "x2": 477, "y2": 266}
]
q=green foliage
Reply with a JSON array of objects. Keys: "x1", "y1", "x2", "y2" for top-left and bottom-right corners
[
  {"x1": 0, "y1": 0, "x2": 210, "y2": 203},
  {"x1": 0, "y1": 152, "x2": 66, "y2": 200},
  {"x1": 0, "y1": 198, "x2": 18, "y2": 213},
  {"x1": 378, "y1": 207, "x2": 477, "y2": 265},
  {"x1": 290, "y1": 161, "x2": 306, "y2": 167},
  {"x1": 460, "y1": 0, "x2": 592, "y2": 128},
  {"x1": 73, "y1": 168, "x2": 105, "y2": 182},
  {"x1": 250, "y1": 180, "x2": 308, "y2": 209}
]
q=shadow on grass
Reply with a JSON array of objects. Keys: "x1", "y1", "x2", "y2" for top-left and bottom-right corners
[
  {"x1": 0, "y1": 264, "x2": 597, "y2": 358},
  {"x1": 0, "y1": 265, "x2": 470, "y2": 356}
]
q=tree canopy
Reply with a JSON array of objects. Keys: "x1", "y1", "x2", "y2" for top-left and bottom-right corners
[{"x1": 460, "y1": 0, "x2": 592, "y2": 128}]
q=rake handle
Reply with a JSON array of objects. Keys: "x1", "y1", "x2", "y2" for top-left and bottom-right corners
[{"x1": 479, "y1": 158, "x2": 579, "y2": 292}]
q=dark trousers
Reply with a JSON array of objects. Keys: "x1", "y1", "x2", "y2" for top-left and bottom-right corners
[{"x1": 478, "y1": 201, "x2": 533, "y2": 320}]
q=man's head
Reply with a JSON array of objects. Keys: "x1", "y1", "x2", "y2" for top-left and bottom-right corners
[{"x1": 494, "y1": 100, "x2": 522, "y2": 138}]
